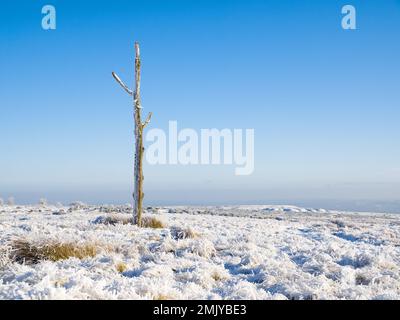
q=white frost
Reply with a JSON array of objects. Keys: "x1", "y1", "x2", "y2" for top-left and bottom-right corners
[{"x1": 0, "y1": 204, "x2": 399, "y2": 300}]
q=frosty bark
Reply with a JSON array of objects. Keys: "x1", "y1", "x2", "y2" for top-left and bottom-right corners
[
  {"x1": 133, "y1": 42, "x2": 143, "y2": 226},
  {"x1": 112, "y1": 42, "x2": 152, "y2": 226}
]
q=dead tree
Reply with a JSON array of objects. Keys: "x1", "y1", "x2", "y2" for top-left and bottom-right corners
[{"x1": 112, "y1": 42, "x2": 152, "y2": 226}]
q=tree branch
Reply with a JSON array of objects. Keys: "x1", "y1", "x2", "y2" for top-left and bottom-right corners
[
  {"x1": 142, "y1": 112, "x2": 152, "y2": 128},
  {"x1": 112, "y1": 72, "x2": 133, "y2": 95}
]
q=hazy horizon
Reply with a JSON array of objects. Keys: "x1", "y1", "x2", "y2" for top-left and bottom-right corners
[{"x1": 2, "y1": 188, "x2": 400, "y2": 214}]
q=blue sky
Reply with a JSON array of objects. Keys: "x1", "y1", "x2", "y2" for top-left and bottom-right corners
[{"x1": 1, "y1": 0, "x2": 400, "y2": 211}]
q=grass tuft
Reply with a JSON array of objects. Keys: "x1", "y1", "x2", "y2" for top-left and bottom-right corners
[
  {"x1": 170, "y1": 226, "x2": 198, "y2": 240},
  {"x1": 94, "y1": 214, "x2": 165, "y2": 228},
  {"x1": 211, "y1": 272, "x2": 223, "y2": 281},
  {"x1": 116, "y1": 262, "x2": 128, "y2": 273},
  {"x1": 11, "y1": 239, "x2": 98, "y2": 264},
  {"x1": 93, "y1": 215, "x2": 133, "y2": 226},
  {"x1": 154, "y1": 294, "x2": 174, "y2": 300},
  {"x1": 141, "y1": 216, "x2": 165, "y2": 229}
]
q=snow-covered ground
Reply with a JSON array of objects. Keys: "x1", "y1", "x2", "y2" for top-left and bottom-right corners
[{"x1": 0, "y1": 204, "x2": 399, "y2": 300}]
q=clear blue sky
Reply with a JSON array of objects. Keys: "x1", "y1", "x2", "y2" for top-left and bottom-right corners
[{"x1": 1, "y1": 0, "x2": 400, "y2": 211}]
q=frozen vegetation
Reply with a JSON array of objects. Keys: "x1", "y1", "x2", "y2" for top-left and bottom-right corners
[{"x1": 0, "y1": 204, "x2": 399, "y2": 300}]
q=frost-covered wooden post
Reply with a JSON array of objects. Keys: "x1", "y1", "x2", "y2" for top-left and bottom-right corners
[{"x1": 112, "y1": 42, "x2": 152, "y2": 226}]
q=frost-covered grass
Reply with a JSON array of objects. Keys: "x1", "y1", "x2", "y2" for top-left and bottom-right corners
[
  {"x1": 11, "y1": 239, "x2": 99, "y2": 264},
  {"x1": 0, "y1": 204, "x2": 399, "y2": 300}
]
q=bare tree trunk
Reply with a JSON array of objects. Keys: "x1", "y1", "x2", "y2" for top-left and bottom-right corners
[
  {"x1": 112, "y1": 42, "x2": 152, "y2": 226},
  {"x1": 133, "y1": 42, "x2": 143, "y2": 226}
]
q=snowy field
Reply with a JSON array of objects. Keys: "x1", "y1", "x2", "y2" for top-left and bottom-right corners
[{"x1": 0, "y1": 204, "x2": 399, "y2": 300}]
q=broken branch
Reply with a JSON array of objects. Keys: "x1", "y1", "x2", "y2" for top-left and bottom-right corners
[
  {"x1": 142, "y1": 112, "x2": 152, "y2": 128},
  {"x1": 112, "y1": 72, "x2": 133, "y2": 95}
]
